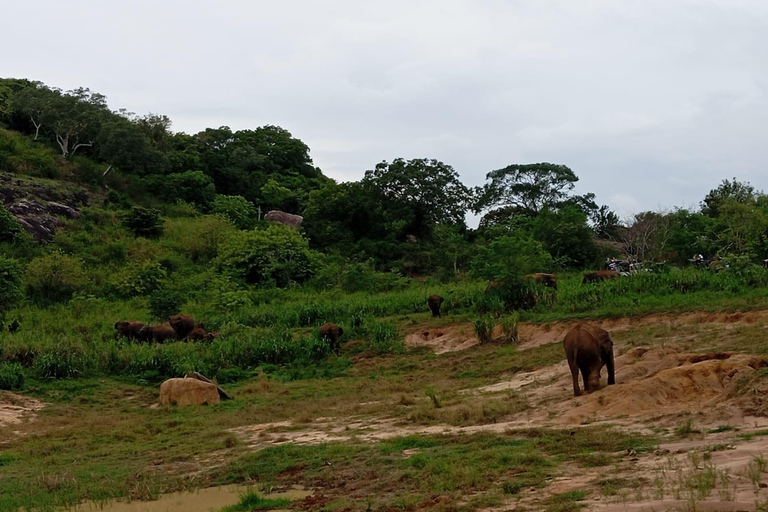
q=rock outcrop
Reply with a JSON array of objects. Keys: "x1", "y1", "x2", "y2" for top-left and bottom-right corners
[
  {"x1": 264, "y1": 210, "x2": 303, "y2": 228},
  {"x1": 159, "y1": 378, "x2": 221, "y2": 406}
]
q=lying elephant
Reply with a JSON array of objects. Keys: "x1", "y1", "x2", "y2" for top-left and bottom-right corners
[
  {"x1": 139, "y1": 324, "x2": 178, "y2": 343},
  {"x1": 563, "y1": 324, "x2": 615, "y2": 396},
  {"x1": 526, "y1": 273, "x2": 557, "y2": 290},
  {"x1": 427, "y1": 294, "x2": 444, "y2": 317},
  {"x1": 168, "y1": 314, "x2": 196, "y2": 339},
  {"x1": 319, "y1": 322, "x2": 344, "y2": 354},
  {"x1": 582, "y1": 270, "x2": 621, "y2": 283},
  {"x1": 188, "y1": 327, "x2": 219, "y2": 342},
  {"x1": 114, "y1": 320, "x2": 147, "y2": 340}
]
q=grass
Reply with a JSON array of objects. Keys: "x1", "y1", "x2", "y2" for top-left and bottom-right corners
[{"x1": 221, "y1": 492, "x2": 291, "y2": 511}]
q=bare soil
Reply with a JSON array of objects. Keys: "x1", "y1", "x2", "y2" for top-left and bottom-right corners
[{"x1": 0, "y1": 391, "x2": 43, "y2": 430}]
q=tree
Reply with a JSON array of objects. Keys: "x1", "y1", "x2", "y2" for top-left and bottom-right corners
[
  {"x1": 476, "y1": 162, "x2": 579, "y2": 215},
  {"x1": 716, "y1": 200, "x2": 768, "y2": 256},
  {"x1": 0, "y1": 255, "x2": 23, "y2": 321},
  {"x1": 0, "y1": 205, "x2": 22, "y2": 242},
  {"x1": 165, "y1": 171, "x2": 216, "y2": 208},
  {"x1": 701, "y1": 178, "x2": 760, "y2": 218},
  {"x1": 212, "y1": 195, "x2": 258, "y2": 230},
  {"x1": 471, "y1": 231, "x2": 553, "y2": 281},
  {"x1": 591, "y1": 205, "x2": 621, "y2": 239},
  {"x1": 122, "y1": 206, "x2": 164, "y2": 238},
  {"x1": 621, "y1": 211, "x2": 673, "y2": 261},
  {"x1": 362, "y1": 158, "x2": 471, "y2": 239},
  {"x1": 532, "y1": 206, "x2": 598, "y2": 268}
]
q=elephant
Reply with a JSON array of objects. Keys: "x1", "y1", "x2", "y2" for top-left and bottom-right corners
[
  {"x1": 319, "y1": 322, "x2": 344, "y2": 354},
  {"x1": 114, "y1": 320, "x2": 147, "y2": 340},
  {"x1": 563, "y1": 324, "x2": 615, "y2": 396},
  {"x1": 138, "y1": 324, "x2": 178, "y2": 343},
  {"x1": 168, "y1": 314, "x2": 196, "y2": 339},
  {"x1": 582, "y1": 270, "x2": 621, "y2": 284},
  {"x1": 187, "y1": 327, "x2": 209, "y2": 342},
  {"x1": 526, "y1": 273, "x2": 558, "y2": 290},
  {"x1": 427, "y1": 294, "x2": 444, "y2": 317}
]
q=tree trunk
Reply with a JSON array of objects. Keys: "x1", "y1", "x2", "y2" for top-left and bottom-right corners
[{"x1": 30, "y1": 116, "x2": 41, "y2": 141}]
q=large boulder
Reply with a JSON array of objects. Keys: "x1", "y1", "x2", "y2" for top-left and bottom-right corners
[
  {"x1": 264, "y1": 210, "x2": 303, "y2": 228},
  {"x1": 159, "y1": 378, "x2": 221, "y2": 406}
]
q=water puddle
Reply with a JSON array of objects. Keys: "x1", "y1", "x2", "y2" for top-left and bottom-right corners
[{"x1": 71, "y1": 485, "x2": 311, "y2": 512}]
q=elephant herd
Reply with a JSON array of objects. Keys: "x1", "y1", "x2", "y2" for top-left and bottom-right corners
[{"x1": 114, "y1": 314, "x2": 219, "y2": 343}]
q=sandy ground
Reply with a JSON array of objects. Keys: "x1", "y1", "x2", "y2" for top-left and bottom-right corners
[
  {"x1": 0, "y1": 391, "x2": 43, "y2": 430},
  {"x1": 238, "y1": 310, "x2": 768, "y2": 511}
]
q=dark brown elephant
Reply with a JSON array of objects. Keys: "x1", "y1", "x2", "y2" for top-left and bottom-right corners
[
  {"x1": 427, "y1": 294, "x2": 444, "y2": 317},
  {"x1": 114, "y1": 320, "x2": 147, "y2": 340},
  {"x1": 563, "y1": 324, "x2": 615, "y2": 396},
  {"x1": 319, "y1": 322, "x2": 344, "y2": 354},
  {"x1": 139, "y1": 324, "x2": 178, "y2": 343},
  {"x1": 582, "y1": 270, "x2": 621, "y2": 284},
  {"x1": 168, "y1": 314, "x2": 196, "y2": 339},
  {"x1": 526, "y1": 273, "x2": 558, "y2": 290},
  {"x1": 187, "y1": 327, "x2": 208, "y2": 342}
]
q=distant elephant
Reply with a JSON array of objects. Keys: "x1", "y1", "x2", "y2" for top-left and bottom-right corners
[
  {"x1": 563, "y1": 324, "x2": 615, "y2": 396},
  {"x1": 187, "y1": 327, "x2": 208, "y2": 342},
  {"x1": 114, "y1": 320, "x2": 147, "y2": 340},
  {"x1": 427, "y1": 294, "x2": 444, "y2": 317},
  {"x1": 319, "y1": 323, "x2": 344, "y2": 354},
  {"x1": 139, "y1": 324, "x2": 178, "y2": 343},
  {"x1": 205, "y1": 331, "x2": 220, "y2": 341},
  {"x1": 168, "y1": 314, "x2": 196, "y2": 339},
  {"x1": 582, "y1": 270, "x2": 621, "y2": 284},
  {"x1": 526, "y1": 273, "x2": 558, "y2": 290}
]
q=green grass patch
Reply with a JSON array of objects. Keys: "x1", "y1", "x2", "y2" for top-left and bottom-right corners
[{"x1": 221, "y1": 492, "x2": 291, "y2": 512}]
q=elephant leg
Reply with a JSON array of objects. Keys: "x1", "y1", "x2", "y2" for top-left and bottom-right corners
[
  {"x1": 569, "y1": 361, "x2": 581, "y2": 396},
  {"x1": 580, "y1": 363, "x2": 591, "y2": 392}
]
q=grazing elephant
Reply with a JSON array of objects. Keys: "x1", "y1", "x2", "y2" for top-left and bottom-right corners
[
  {"x1": 187, "y1": 327, "x2": 208, "y2": 342},
  {"x1": 582, "y1": 270, "x2": 621, "y2": 284},
  {"x1": 168, "y1": 314, "x2": 196, "y2": 339},
  {"x1": 139, "y1": 324, "x2": 178, "y2": 343},
  {"x1": 526, "y1": 273, "x2": 558, "y2": 290},
  {"x1": 114, "y1": 320, "x2": 147, "y2": 340},
  {"x1": 427, "y1": 294, "x2": 444, "y2": 317},
  {"x1": 205, "y1": 331, "x2": 220, "y2": 341},
  {"x1": 563, "y1": 324, "x2": 615, "y2": 396},
  {"x1": 319, "y1": 323, "x2": 344, "y2": 354}
]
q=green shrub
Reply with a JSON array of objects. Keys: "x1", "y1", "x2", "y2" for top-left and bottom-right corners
[
  {"x1": 117, "y1": 262, "x2": 165, "y2": 297},
  {"x1": 122, "y1": 206, "x2": 164, "y2": 238},
  {"x1": 0, "y1": 205, "x2": 21, "y2": 242},
  {"x1": 212, "y1": 195, "x2": 258, "y2": 230},
  {"x1": 34, "y1": 343, "x2": 88, "y2": 379},
  {"x1": 217, "y1": 224, "x2": 320, "y2": 287},
  {"x1": 165, "y1": 171, "x2": 216, "y2": 209},
  {"x1": 473, "y1": 316, "x2": 495, "y2": 344},
  {"x1": 0, "y1": 363, "x2": 25, "y2": 390},
  {"x1": 367, "y1": 321, "x2": 402, "y2": 353},
  {"x1": 24, "y1": 253, "x2": 86, "y2": 305},
  {"x1": 149, "y1": 289, "x2": 184, "y2": 319},
  {"x1": 0, "y1": 255, "x2": 23, "y2": 319}
]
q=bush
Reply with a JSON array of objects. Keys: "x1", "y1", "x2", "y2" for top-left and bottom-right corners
[
  {"x1": 117, "y1": 262, "x2": 165, "y2": 297},
  {"x1": 473, "y1": 316, "x2": 495, "y2": 344},
  {"x1": 212, "y1": 195, "x2": 258, "y2": 230},
  {"x1": 122, "y1": 206, "x2": 164, "y2": 238},
  {"x1": 367, "y1": 321, "x2": 403, "y2": 353},
  {"x1": 165, "y1": 171, "x2": 217, "y2": 209},
  {"x1": 217, "y1": 224, "x2": 320, "y2": 287},
  {"x1": 149, "y1": 289, "x2": 185, "y2": 319},
  {"x1": 24, "y1": 253, "x2": 86, "y2": 305},
  {"x1": 0, "y1": 363, "x2": 25, "y2": 390},
  {"x1": 0, "y1": 205, "x2": 21, "y2": 242},
  {"x1": 471, "y1": 231, "x2": 553, "y2": 282},
  {"x1": 0, "y1": 255, "x2": 23, "y2": 319},
  {"x1": 34, "y1": 343, "x2": 88, "y2": 379}
]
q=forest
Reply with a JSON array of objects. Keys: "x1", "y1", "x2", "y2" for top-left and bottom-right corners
[{"x1": 6, "y1": 79, "x2": 768, "y2": 512}]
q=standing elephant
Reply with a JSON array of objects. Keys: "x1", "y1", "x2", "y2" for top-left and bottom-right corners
[
  {"x1": 582, "y1": 270, "x2": 621, "y2": 284},
  {"x1": 139, "y1": 324, "x2": 178, "y2": 343},
  {"x1": 187, "y1": 327, "x2": 208, "y2": 342},
  {"x1": 114, "y1": 320, "x2": 147, "y2": 341},
  {"x1": 319, "y1": 323, "x2": 344, "y2": 354},
  {"x1": 563, "y1": 324, "x2": 615, "y2": 396},
  {"x1": 168, "y1": 314, "x2": 196, "y2": 339},
  {"x1": 526, "y1": 273, "x2": 558, "y2": 290},
  {"x1": 427, "y1": 294, "x2": 444, "y2": 317}
]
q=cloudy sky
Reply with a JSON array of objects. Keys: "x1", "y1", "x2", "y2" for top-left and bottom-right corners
[{"x1": 3, "y1": 0, "x2": 768, "y2": 221}]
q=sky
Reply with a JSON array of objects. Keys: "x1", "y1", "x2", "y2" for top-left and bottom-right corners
[{"x1": 3, "y1": 0, "x2": 768, "y2": 223}]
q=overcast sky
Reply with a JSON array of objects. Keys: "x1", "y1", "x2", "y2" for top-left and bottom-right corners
[{"x1": 3, "y1": 0, "x2": 768, "y2": 222}]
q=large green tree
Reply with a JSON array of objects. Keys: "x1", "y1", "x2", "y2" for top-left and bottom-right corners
[{"x1": 701, "y1": 178, "x2": 760, "y2": 218}]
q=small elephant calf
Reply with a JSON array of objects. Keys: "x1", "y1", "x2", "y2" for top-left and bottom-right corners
[
  {"x1": 563, "y1": 324, "x2": 616, "y2": 396},
  {"x1": 427, "y1": 294, "x2": 444, "y2": 317},
  {"x1": 319, "y1": 323, "x2": 344, "y2": 354}
]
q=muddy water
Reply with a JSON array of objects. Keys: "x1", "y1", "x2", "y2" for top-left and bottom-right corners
[{"x1": 72, "y1": 485, "x2": 311, "y2": 512}]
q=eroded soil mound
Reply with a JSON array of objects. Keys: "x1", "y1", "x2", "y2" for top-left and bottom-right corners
[
  {"x1": 0, "y1": 391, "x2": 43, "y2": 429},
  {"x1": 405, "y1": 323, "x2": 480, "y2": 354},
  {"x1": 518, "y1": 310, "x2": 768, "y2": 350}
]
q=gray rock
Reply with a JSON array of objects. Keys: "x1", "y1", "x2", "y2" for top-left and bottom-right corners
[{"x1": 264, "y1": 210, "x2": 303, "y2": 228}]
